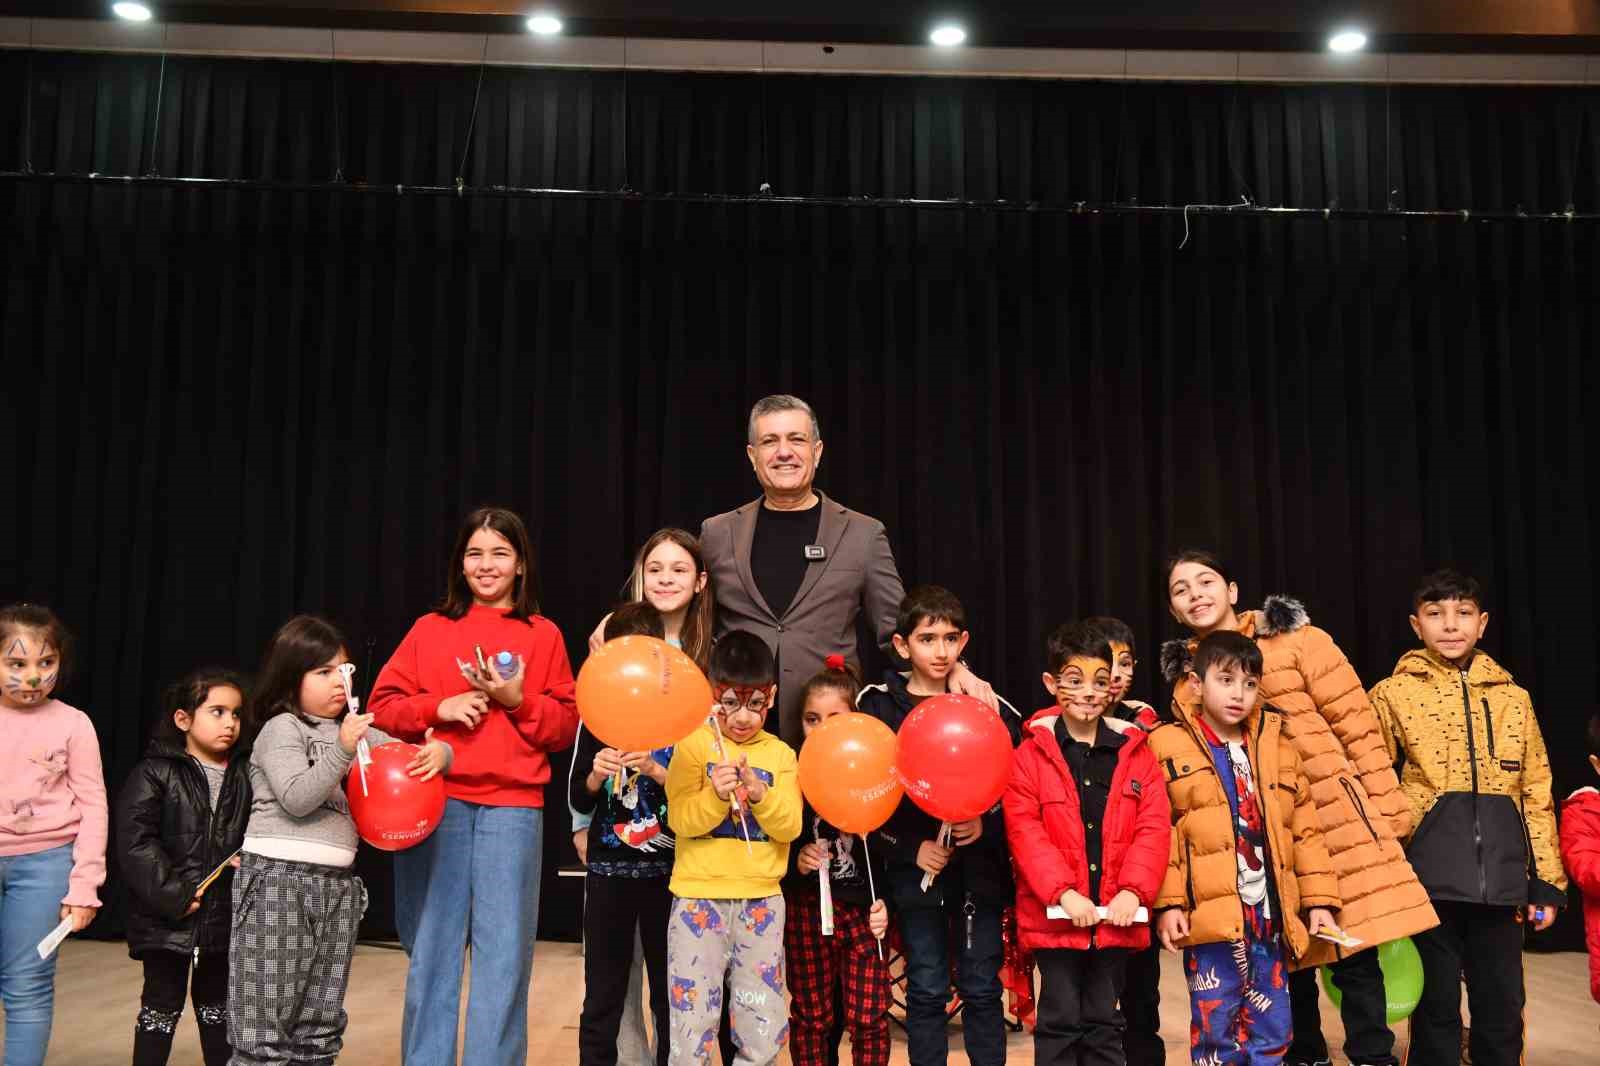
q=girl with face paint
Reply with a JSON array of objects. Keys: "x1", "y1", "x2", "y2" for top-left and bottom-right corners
[{"x1": 0, "y1": 603, "x2": 108, "y2": 1066}]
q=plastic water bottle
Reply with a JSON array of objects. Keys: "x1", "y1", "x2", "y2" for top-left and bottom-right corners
[{"x1": 494, "y1": 651, "x2": 517, "y2": 680}]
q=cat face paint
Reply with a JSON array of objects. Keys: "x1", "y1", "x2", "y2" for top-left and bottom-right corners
[{"x1": 1, "y1": 630, "x2": 59, "y2": 709}]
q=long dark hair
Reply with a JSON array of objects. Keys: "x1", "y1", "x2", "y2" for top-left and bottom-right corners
[
  {"x1": 623, "y1": 528, "x2": 715, "y2": 669},
  {"x1": 151, "y1": 667, "x2": 249, "y2": 751},
  {"x1": 247, "y1": 616, "x2": 348, "y2": 734},
  {"x1": 438, "y1": 507, "x2": 539, "y2": 621}
]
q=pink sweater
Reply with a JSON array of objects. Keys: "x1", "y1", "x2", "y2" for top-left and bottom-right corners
[{"x1": 0, "y1": 699, "x2": 109, "y2": 907}]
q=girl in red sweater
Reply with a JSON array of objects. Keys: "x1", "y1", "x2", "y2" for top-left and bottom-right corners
[{"x1": 370, "y1": 507, "x2": 579, "y2": 1066}]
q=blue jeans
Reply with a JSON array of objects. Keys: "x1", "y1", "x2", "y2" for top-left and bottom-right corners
[
  {"x1": 394, "y1": 799, "x2": 543, "y2": 1066},
  {"x1": 1, "y1": 844, "x2": 74, "y2": 1066},
  {"x1": 897, "y1": 903, "x2": 1006, "y2": 1066}
]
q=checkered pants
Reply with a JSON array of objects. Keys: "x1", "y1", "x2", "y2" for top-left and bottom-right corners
[
  {"x1": 227, "y1": 853, "x2": 367, "y2": 1065},
  {"x1": 783, "y1": 890, "x2": 892, "y2": 1066}
]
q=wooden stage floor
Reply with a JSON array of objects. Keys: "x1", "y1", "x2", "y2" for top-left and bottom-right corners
[{"x1": 14, "y1": 939, "x2": 1596, "y2": 1063}]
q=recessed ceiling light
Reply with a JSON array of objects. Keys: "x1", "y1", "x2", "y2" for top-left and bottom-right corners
[
  {"x1": 112, "y1": 2, "x2": 153, "y2": 20},
  {"x1": 1328, "y1": 29, "x2": 1368, "y2": 53},
  {"x1": 929, "y1": 24, "x2": 966, "y2": 47},
  {"x1": 527, "y1": 14, "x2": 563, "y2": 35}
]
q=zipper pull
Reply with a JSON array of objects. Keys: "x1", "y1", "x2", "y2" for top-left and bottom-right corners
[
  {"x1": 963, "y1": 897, "x2": 976, "y2": 951},
  {"x1": 194, "y1": 944, "x2": 200, "y2": 966}
]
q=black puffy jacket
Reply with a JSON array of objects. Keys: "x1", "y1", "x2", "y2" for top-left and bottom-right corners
[
  {"x1": 115, "y1": 739, "x2": 252, "y2": 959},
  {"x1": 857, "y1": 670, "x2": 1023, "y2": 911}
]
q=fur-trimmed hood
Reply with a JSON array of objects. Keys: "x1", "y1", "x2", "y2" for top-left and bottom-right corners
[
  {"x1": 1160, "y1": 594, "x2": 1311, "y2": 682},
  {"x1": 1023, "y1": 709, "x2": 1140, "y2": 737}
]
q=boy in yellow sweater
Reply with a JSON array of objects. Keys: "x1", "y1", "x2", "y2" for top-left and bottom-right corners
[{"x1": 666, "y1": 630, "x2": 802, "y2": 1066}]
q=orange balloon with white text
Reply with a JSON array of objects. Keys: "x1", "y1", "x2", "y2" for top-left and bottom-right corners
[
  {"x1": 798, "y1": 712, "x2": 902, "y2": 835},
  {"x1": 576, "y1": 636, "x2": 713, "y2": 751}
]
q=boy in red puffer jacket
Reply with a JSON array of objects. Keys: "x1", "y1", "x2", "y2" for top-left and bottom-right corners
[
  {"x1": 1004, "y1": 622, "x2": 1171, "y2": 1066},
  {"x1": 1559, "y1": 710, "x2": 1600, "y2": 1005}
]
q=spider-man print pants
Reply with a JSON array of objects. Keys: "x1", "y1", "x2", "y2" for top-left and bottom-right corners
[{"x1": 1184, "y1": 919, "x2": 1291, "y2": 1066}]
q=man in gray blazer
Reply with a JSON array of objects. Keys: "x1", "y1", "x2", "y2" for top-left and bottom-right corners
[{"x1": 702, "y1": 394, "x2": 993, "y2": 744}]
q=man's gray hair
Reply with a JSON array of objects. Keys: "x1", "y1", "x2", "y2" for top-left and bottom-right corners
[{"x1": 747, "y1": 394, "x2": 821, "y2": 445}]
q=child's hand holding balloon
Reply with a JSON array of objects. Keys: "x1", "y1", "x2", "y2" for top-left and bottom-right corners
[
  {"x1": 622, "y1": 749, "x2": 667, "y2": 785},
  {"x1": 338, "y1": 711, "x2": 374, "y2": 754},
  {"x1": 868, "y1": 899, "x2": 889, "y2": 940},
  {"x1": 406, "y1": 729, "x2": 451, "y2": 782},
  {"x1": 709, "y1": 761, "x2": 741, "y2": 801}
]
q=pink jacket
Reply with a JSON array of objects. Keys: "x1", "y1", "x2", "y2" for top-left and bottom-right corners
[{"x1": 0, "y1": 699, "x2": 109, "y2": 906}]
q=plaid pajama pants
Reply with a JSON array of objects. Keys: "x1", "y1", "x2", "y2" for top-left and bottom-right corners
[
  {"x1": 227, "y1": 853, "x2": 368, "y2": 1066},
  {"x1": 783, "y1": 890, "x2": 892, "y2": 1066}
]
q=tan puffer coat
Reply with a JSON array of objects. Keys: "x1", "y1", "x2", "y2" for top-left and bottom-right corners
[
  {"x1": 1371, "y1": 648, "x2": 1566, "y2": 907},
  {"x1": 1162, "y1": 597, "x2": 1437, "y2": 966},
  {"x1": 1148, "y1": 695, "x2": 1340, "y2": 967}
]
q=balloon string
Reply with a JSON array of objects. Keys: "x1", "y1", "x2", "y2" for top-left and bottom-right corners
[
  {"x1": 862, "y1": 834, "x2": 884, "y2": 961},
  {"x1": 710, "y1": 716, "x2": 753, "y2": 854}
]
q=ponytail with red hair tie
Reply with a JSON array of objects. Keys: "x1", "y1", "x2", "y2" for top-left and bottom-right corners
[{"x1": 824, "y1": 654, "x2": 847, "y2": 672}]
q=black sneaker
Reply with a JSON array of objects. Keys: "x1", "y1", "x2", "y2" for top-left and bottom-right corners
[{"x1": 1285, "y1": 1059, "x2": 1332, "y2": 1066}]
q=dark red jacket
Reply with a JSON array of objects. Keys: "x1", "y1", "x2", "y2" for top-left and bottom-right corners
[
  {"x1": 1560, "y1": 787, "x2": 1600, "y2": 1003},
  {"x1": 1003, "y1": 708, "x2": 1171, "y2": 951}
]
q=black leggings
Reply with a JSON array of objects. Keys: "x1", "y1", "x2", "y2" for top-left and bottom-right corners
[{"x1": 132, "y1": 950, "x2": 231, "y2": 1066}]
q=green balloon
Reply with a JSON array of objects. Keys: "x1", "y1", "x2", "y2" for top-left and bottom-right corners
[{"x1": 1319, "y1": 937, "x2": 1424, "y2": 1024}]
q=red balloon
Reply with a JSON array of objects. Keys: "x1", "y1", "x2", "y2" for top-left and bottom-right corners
[
  {"x1": 895, "y1": 694, "x2": 1014, "y2": 822},
  {"x1": 346, "y1": 742, "x2": 447, "y2": 851},
  {"x1": 797, "y1": 713, "x2": 903, "y2": 835}
]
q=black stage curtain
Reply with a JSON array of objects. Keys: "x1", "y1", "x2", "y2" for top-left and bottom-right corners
[{"x1": 2, "y1": 53, "x2": 1597, "y2": 948}]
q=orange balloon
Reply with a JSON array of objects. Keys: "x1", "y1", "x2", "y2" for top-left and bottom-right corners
[
  {"x1": 797, "y1": 712, "x2": 903, "y2": 835},
  {"x1": 576, "y1": 636, "x2": 713, "y2": 751}
]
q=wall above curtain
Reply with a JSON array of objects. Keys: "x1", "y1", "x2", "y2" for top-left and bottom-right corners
[
  {"x1": 7, "y1": 0, "x2": 1600, "y2": 53},
  {"x1": 2, "y1": 52, "x2": 1596, "y2": 948}
]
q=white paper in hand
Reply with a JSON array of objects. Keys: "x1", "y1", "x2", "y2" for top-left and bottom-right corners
[
  {"x1": 1046, "y1": 905, "x2": 1150, "y2": 923},
  {"x1": 36, "y1": 916, "x2": 73, "y2": 960},
  {"x1": 818, "y1": 862, "x2": 835, "y2": 937}
]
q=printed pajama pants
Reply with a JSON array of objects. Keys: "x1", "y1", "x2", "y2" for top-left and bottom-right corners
[
  {"x1": 1184, "y1": 920, "x2": 1291, "y2": 1066},
  {"x1": 666, "y1": 895, "x2": 789, "y2": 1066}
]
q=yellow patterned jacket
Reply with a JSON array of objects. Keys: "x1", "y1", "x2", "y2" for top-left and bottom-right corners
[{"x1": 1371, "y1": 648, "x2": 1566, "y2": 907}]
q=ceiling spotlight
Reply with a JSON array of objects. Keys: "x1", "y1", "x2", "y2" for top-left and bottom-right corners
[
  {"x1": 112, "y1": 2, "x2": 153, "y2": 20},
  {"x1": 1328, "y1": 29, "x2": 1368, "y2": 53},
  {"x1": 527, "y1": 14, "x2": 563, "y2": 35},
  {"x1": 929, "y1": 23, "x2": 966, "y2": 47}
]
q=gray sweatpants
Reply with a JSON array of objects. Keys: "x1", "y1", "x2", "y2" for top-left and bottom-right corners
[
  {"x1": 665, "y1": 896, "x2": 788, "y2": 1066},
  {"x1": 227, "y1": 854, "x2": 367, "y2": 1065},
  {"x1": 616, "y1": 927, "x2": 656, "y2": 1066}
]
